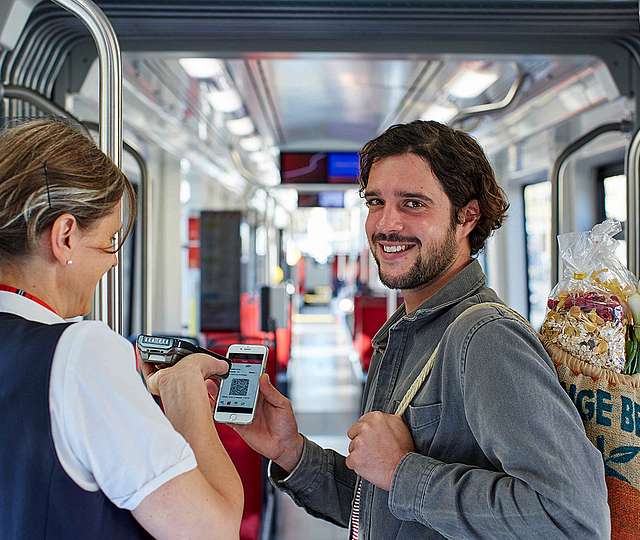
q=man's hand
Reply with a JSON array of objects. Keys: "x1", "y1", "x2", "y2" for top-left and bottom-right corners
[
  {"x1": 346, "y1": 412, "x2": 415, "y2": 491},
  {"x1": 233, "y1": 374, "x2": 304, "y2": 473}
]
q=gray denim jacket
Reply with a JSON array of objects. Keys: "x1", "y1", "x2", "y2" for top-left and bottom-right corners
[{"x1": 270, "y1": 261, "x2": 610, "y2": 539}]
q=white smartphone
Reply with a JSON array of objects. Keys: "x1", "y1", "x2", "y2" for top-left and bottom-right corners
[{"x1": 213, "y1": 344, "x2": 269, "y2": 424}]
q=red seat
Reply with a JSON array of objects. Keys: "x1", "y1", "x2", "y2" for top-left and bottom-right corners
[{"x1": 353, "y1": 295, "x2": 388, "y2": 372}]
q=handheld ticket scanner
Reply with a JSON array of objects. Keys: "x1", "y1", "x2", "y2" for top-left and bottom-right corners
[{"x1": 136, "y1": 335, "x2": 231, "y2": 378}]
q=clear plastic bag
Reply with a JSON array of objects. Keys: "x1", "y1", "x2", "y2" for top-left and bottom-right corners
[{"x1": 541, "y1": 219, "x2": 637, "y2": 373}]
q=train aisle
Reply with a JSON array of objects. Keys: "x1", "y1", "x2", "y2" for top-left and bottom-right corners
[{"x1": 276, "y1": 304, "x2": 362, "y2": 540}]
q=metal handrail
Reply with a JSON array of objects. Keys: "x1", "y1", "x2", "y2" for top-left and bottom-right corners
[
  {"x1": 84, "y1": 121, "x2": 153, "y2": 335},
  {"x1": 625, "y1": 126, "x2": 640, "y2": 276},
  {"x1": 597, "y1": 36, "x2": 640, "y2": 277},
  {"x1": 0, "y1": 83, "x2": 85, "y2": 126},
  {"x1": 550, "y1": 121, "x2": 633, "y2": 285},
  {"x1": 43, "y1": 35, "x2": 85, "y2": 96},
  {"x1": 451, "y1": 72, "x2": 528, "y2": 126},
  {"x1": 51, "y1": 0, "x2": 123, "y2": 334}
]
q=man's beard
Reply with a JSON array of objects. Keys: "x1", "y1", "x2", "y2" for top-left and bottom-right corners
[{"x1": 372, "y1": 227, "x2": 457, "y2": 290}]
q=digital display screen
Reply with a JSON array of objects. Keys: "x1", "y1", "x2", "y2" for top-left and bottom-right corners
[
  {"x1": 297, "y1": 192, "x2": 344, "y2": 208},
  {"x1": 327, "y1": 152, "x2": 359, "y2": 183},
  {"x1": 319, "y1": 191, "x2": 344, "y2": 207},
  {"x1": 216, "y1": 352, "x2": 263, "y2": 413},
  {"x1": 280, "y1": 151, "x2": 359, "y2": 184},
  {"x1": 280, "y1": 152, "x2": 327, "y2": 183}
]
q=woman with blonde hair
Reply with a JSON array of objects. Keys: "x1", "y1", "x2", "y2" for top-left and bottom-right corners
[{"x1": 0, "y1": 119, "x2": 243, "y2": 539}]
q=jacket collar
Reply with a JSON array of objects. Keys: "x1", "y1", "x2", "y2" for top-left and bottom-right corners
[{"x1": 371, "y1": 259, "x2": 486, "y2": 349}]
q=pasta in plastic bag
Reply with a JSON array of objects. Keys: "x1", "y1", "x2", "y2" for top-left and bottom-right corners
[{"x1": 541, "y1": 219, "x2": 637, "y2": 373}]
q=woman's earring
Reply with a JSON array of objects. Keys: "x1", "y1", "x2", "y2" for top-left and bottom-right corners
[{"x1": 66, "y1": 260, "x2": 73, "y2": 265}]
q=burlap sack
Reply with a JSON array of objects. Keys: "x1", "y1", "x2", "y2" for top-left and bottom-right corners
[{"x1": 543, "y1": 340, "x2": 640, "y2": 539}]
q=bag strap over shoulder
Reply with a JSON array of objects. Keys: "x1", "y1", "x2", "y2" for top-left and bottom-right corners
[{"x1": 393, "y1": 302, "x2": 531, "y2": 417}]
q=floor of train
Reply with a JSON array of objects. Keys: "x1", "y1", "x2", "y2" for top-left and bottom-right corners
[{"x1": 275, "y1": 303, "x2": 362, "y2": 540}]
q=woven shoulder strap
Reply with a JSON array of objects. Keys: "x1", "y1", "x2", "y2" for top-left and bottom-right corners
[{"x1": 393, "y1": 302, "x2": 532, "y2": 417}]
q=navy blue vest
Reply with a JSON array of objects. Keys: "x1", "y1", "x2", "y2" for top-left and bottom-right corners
[{"x1": 0, "y1": 312, "x2": 152, "y2": 539}]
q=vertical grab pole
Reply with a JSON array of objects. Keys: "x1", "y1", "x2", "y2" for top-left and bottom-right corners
[
  {"x1": 550, "y1": 159, "x2": 569, "y2": 288},
  {"x1": 550, "y1": 122, "x2": 631, "y2": 286},
  {"x1": 139, "y1": 148, "x2": 153, "y2": 335},
  {"x1": 82, "y1": 122, "x2": 152, "y2": 335},
  {"x1": 50, "y1": 0, "x2": 123, "y2": 333},
  {"x1": 625, "y1": 127, "x2": 640, "y2": 277}
]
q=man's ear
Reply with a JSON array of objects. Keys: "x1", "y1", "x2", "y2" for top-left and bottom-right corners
[
  {"x1": 49, "y1": 213, "x2": 78, "y2": 265},
  {"x1": 457, "y1": 199, "x2": 480, "y2": 237}
]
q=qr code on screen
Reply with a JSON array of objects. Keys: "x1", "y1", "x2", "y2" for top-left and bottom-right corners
[{"x1": 229, "y1": 378, "x2": 250, "y2": 397}]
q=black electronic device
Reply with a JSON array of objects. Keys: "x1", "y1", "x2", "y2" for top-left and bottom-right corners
[{"x1": 136, "y1": 335, "x2": 231, "y2": 377}]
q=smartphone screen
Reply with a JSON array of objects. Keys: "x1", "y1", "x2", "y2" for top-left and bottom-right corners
[{"x1": 215, "y1": 352, "x2": 264, "y2": 415}]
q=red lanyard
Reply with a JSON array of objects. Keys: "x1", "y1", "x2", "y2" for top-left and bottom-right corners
[{"x1": 0, "y1": 284, "x2": 59, "y2": 316}]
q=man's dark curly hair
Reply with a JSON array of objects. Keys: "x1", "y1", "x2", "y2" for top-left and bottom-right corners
[{"x1": 359, "y1": 120, "x2": 509, "y2": 256}]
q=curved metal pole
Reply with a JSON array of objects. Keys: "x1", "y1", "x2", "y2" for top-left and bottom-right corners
[
  {"x1": 0, "y1": 84, "x2": 86, "y2": 129},
  {"x1": 23, "y1": 25, "x2": 67, "y2": 91},
  {"x1": 2, "y1": 14, "x2": 45, "y2": 86},
  {"x1": 16, "y1": 22, "x2": 65, "y2": 91},
  {"x1": 84, "y1": 121, "x2": 153, "y2": 335},
  {"x1": 625, "y1": 127, "x2": 640, "y2": 277},
  {"x1": 43, "y1": 36, "x2": 85, "y2": 96},
  {"x1": 451, "y1": 72, "x2": 528, "y2": 125},
  {"x1": 614, "y1": 36, "x2": 640, "y2": 278},
  {"x1": 12, "y1": 21, "x2": 52, "y2": 116},
  {"x1": 51, "y1": 0, "x2": 123, "y2": 334},
  {"x1": 35, "y1": 32, "x2": 78, "y2": 96},
  {"x1": 4, "y1": 14, "x2": 51, "y2": 118},
  {"x1": 550, "y1": 121, "x2": 632, "y2": 285}
]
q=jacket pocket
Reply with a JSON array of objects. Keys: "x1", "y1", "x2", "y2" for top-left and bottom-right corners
[
  {"x1": 406, "y1": 402, "x2": 442, "y2": 431},
  {"x1": 404, "y1": 402, "x2": 442, "y2": 451}
]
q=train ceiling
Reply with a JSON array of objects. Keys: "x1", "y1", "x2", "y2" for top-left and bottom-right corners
[{"x1": 1, "y1": 1, "x2": 638, "y2": 192}]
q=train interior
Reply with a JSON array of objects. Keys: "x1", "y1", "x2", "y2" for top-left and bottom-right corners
[{"x1": 2, "y1": 1, "x2": 639, "y2": 538}]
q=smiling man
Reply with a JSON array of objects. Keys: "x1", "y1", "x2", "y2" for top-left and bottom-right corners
[
  {"x1": 235, "y1": 120, "x2": 610, "y2": 539},
  {"x1": 364, "y1": 151, "x2": 470, "y2": 314}
]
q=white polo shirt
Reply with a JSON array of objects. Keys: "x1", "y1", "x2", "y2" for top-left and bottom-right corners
[{"x1": 0, "y1": 291, "x2": 197, "y2": 510}]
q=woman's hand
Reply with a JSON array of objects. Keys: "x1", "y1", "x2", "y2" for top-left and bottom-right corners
[
  {"x1": 142, "y1": 353, "x2": 230, "y2": 434},
  {"x1": 141, "y1": 353, "x2": 228, "y2": 398}
]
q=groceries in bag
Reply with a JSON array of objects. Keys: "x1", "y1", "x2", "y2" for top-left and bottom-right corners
[{"x1": 541, "y1": 219, "x2": 640, "y2": 375}]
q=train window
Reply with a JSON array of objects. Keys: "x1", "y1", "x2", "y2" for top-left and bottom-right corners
[
  {"x1": 523, "y1": 181, "x2": 551, "y2": 329},
  {"x1": 598, "y1": 167, "x2": 626, "y2": 267}
]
